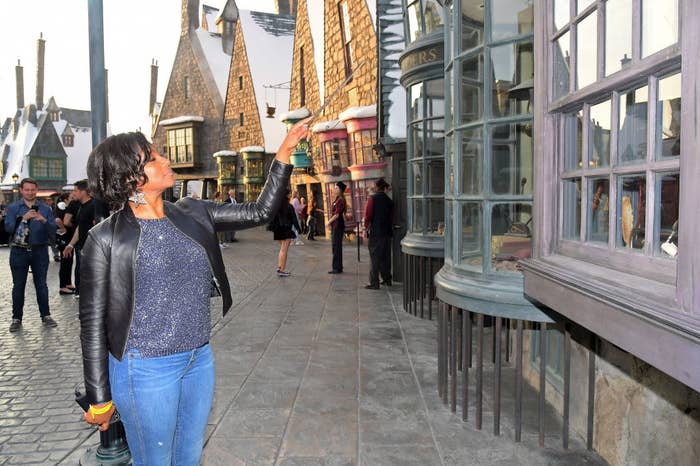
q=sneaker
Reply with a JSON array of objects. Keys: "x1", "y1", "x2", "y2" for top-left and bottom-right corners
[
  {"x1": 9, "y1": 319, "x2": 21, "y2": 332},
  {"x1": 365, "y1": 284, "x2": 380, "y2": 290},
  {"x1": 294, "y1": 239, "x2": 304, "y2": 246},
  {"x1": 41, "y1": 316, "x2": 58, "y2": 327},
  {"x1": 276, "y1": 269, "x2": 291, "y2": 277},
  {"x1": 219, "y1": 243, "x2": 228, "y2": 249}
]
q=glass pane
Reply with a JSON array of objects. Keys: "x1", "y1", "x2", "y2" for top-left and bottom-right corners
[
  {"x1": 491, "y1": 123, "x2": 533, "y2": 195},
  {"x1": 445, "y1": 200, "x2": 453, "y2": 261},
  {"x1": 553, "y1": 31, "x2": 571, "y2": 100},
  {"x1": 657, "y1": 73, "x2": 681, "y2": 159},
  {"x1": 460, "y1": 54, "x2": 483, "y2": 124},
  {"x1": 425, "y1": 120, "x2": 445, "y2": 156},
  {"x1": 423, "y1": 0, "x2": 443, "y2": 35},
  {"x1": 461, "y1": 1, "x2": 484, "y2": 51},
  {"x1": 576, "y1": 12, "x2": 597, "y2": 90},
  {"x1": 427, "y1": 199, "x2": 445, "y2": 235},
  {"x1": 605, "y1": 0, "x2": 632, "y2": 76},
  {"x1": 554, "y1": 0, "x2": 569, "y2": 31},
  {"x1": 656, "y1": 173, "x2": 679, "y2": 258},
  {"x1": 425, "y1": 79, "x2": 445, "y2": 118},
  {"x1": 642, "y1": 0, "x2": 678, "y2": 57},
  {"x1": 461, "y1": 128, "x2": 483, "y2": 195},
  {"x1": 411, "y1": 122, "x2": 424, "y2": 159},
  {"x1": 460, "y1": 202, "x2": 483, "y2": 270},
  {"x1": 410, "y1": 82, "x2": 423, "y2": 121},
  {"x1": 589, "y1": 100, "x2": 611, "y2": 168},
  {"x1": 618, "y1": 86, "x2": 648, "y2": 164},
  {"x1": 412, "y1": 161, "x2": 423, "y2": 196},
  {"x1": 491, "y1": 41, "x2": 534, "y2": 117},
  {"x1": 577, "y1": 0, "x2": 595, "y2": 14},
  {"x1": 588, "y1": 178, "x2": 609, "y2": 243},
  {"x1": 407, "y1": 1, "x2": 421, "y2": 42},
  {"x1": 491, "y1": 203, "x2": 532, "y2": 273},
  {"x1": 412, "y1": 199, "x2": 424, "y2": 233},
  {"x1": 563, "y1": 110, "x2": 584, "y2": 170},
  {"x1": 563, "y1": 178, "x2": 582, "y2": 240},
  {"x1": 617, "y1": 175, "x2": 646, "y2": 250},
  {"x1": 491, "y1": 0, "x2": 534, "y2": 41},
  {"x1": 427, "y1": 159, "x2": 445, "y2": 195}
]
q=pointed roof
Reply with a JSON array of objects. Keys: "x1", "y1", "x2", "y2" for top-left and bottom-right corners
[
  {"x1": 238, "y1": 9, "x2": 295, "y2": 153},
  {"x1": 45, "y1": 96, "x2": 60, "y2": 113}
]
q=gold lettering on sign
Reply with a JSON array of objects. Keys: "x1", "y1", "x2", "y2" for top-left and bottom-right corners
[{"x1": 400, "y1": 44, "x2": 444, "y2": 73}]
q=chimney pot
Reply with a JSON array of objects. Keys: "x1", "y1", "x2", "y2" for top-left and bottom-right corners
[
  {"x1": 15, "y1": 60, "x2": 24, "y2": 109},
  {"x1": 149, "y1": 60, "x2": 159, "y2": 116},
  {"x1": 181, "y1": 0, "x2": 200, "y2": 36},
  {"x1": 36, "y1": 33, "x2": 46, "y2": 110}
]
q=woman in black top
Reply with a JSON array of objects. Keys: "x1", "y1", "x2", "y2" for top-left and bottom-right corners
[
  {"x1": 54, "y1": 193, "x2": 75, "y2": 294},
  {"x1": 270, "y1": 190, "x2": 300, "y2": 277}
]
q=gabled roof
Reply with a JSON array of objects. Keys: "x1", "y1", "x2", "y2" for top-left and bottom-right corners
[
  {"x1": 238, "y1": 9, "x2": 295, "y2": 153},
  {"x1": 61, "y1": 108, "x2": 92, "y2": 127},
  {"x1": 45, "y1": 96, "x2": 60, "y2": 113}
]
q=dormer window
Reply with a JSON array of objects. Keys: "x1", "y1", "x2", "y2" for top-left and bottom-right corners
[
  {"x1": 62, "y1": 135, "x2": 74, "y2": 147},
  {"x1": 50, "y1": 111, "x2": 60, "y2": 122}
]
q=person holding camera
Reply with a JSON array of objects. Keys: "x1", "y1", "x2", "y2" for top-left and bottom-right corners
[{"x1": 4, "y1": 178, "x2": 58, "y2": 332}]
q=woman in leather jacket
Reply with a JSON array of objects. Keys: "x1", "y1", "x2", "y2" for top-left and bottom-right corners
[{"x1": 79, "y1": 119, "x2": 309, "y2": 465}]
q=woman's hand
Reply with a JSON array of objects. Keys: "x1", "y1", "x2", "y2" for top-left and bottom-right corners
[
  {"x1": 275, "y1": 117, "x2": 312, "y2": 165},
  {"x1": 84, "y1": 401, "x2": 116, "y2": 432}
]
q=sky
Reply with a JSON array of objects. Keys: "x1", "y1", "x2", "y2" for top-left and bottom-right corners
[{"x1": 0, "y1": 0, "x2": 275, "y2": 136}]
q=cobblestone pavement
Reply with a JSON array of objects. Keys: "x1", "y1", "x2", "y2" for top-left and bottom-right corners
[{"x1": 0, "y1": 228, "x2": 607, "y2": 465}]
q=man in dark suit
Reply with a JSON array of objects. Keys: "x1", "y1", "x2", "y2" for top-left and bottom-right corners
[
  {"x1": 223, "y1": 188, "x2": 238, "y2": 242},
  {"x1": 363, "y1": 178, "x2": 394, "y2": 289}
]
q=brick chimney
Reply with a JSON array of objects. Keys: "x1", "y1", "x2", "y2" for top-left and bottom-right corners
[
  {"x1": 36, "y1": 33, "x2": 45, "y2": 110},
  {"x1": 181, "y1": 0, "x2": 200, "y2": 36},
  {"x1": 149, "y1": 59, "x2": 159, "y2": 116},
  {"x1": 217, "y1": 0, "x2": 239, "y2": 55},
  {"x1": 15, "y1": 60, "x2": 24, "y2": 109},
  {"x1": 275, "y1": 0, "x2": 297, "y2": 15}
]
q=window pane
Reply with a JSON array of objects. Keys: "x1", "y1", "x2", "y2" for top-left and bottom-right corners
[
  {"x1": 427, "y1": 199, "x2": 445, "y2": 235},
  {"x1": 563, "y1": 178, "x2": 582, "y2": 240},
  {"x1": 605, "y1": 0, "x2": 632, "y2": 76},
  {"x1": 553, "y1": 31, "x2": 571, "y2": 100},
  {"x1": 588, "y1": 178, "x2": 609, "y2": 243},
  {"x1": 576, "y1": 12, "x2": 597, "y2": 90},
  {"x1": 427, "y1": 158, "x2": 445, "y2": 195},
  {"x1": 461, "y1": 128, "x2": 483, "y2": 195},
  {"x1": 491, "y1": 41, "x2": 534, "y2": 117},
  {"x1": 412, "y1": 161, "x2": 423, "y2": 196},
  {"x1": 491, "y1": 123, "x2": 533, "y2": 195},
  {"x1": 618, "y1": 86, "x2": 648, "y2": 164},
  {"x1": 412, "y1": 199, "x2": 424, "y2": 232},
  {"x1": 657, "y1": 173, "x2": 679, "y2": 258},
  {"x1": 577, "y1": 0, "x2": 595, "y2": 14},
  {"x1": 461, "y1": 2, "x2": 484, "y2": 51},
  {"x1": 426, "y1": 121, "x2": 445, "y2": 156},
  {"x1": 460, "y1": 54, "x2": 483, "y2": 124},
  {"x1": 411, "y1": 122, "x2": 424, "y2": 159},
  {"x1": 563, "y1": 110, "x2": 584, "y2": 170},
  {"x1": 554, "y1": 0, "x2": 569, "y2": 31},
  {"x1": 491, "y1": 203, "x2": 532, "y2": 273},
  {"x1": 617, "y1": 175, "x2": 646, "y2": 250},
  {"x1": 491, "y1": 0, "x2": 533, "y2": 41},
  {"x1": 642, "y1": 0, "x2": 678, "y2": 57},
  {"x1": 657, "y1": 73, "x2": 681, "y2": 159},
  {"x1": 460, "y1": 202, "x2": 483, "y2": 270},
  {"x1": 425, "y1": 79, "x2": 445, "y2": 118},
  {"x1": 445, "y1": 200, "x2": 453, "y2": 261},
  {"x1": 410, "y1": 82, "x2": 423, "y2": 121},
  {"x1": 589, "y1": 100, "x2": 611, "y2": 168},
  {"x1": 423, "y1": 0, "x2": 443, "y2": 35}
]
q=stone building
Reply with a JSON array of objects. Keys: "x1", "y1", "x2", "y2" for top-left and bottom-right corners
[
  {"x1": 0, "y1": 35, "x2": 94, "y2": 199},
  {"x1": 285, "y1": 0, "x2": 382, "y2": 238}
]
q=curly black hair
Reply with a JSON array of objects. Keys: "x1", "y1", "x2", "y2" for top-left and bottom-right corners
[{"x1": 86, "y1": 132, "x2": 153, "y2": 206}]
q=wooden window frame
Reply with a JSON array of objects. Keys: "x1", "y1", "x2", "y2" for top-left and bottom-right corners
[{"x1": 164, "y1": 125, "x2": 197, "y2": 168}]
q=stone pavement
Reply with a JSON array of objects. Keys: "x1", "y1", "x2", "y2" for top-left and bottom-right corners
[{"x1": 0, "y1": 228, "x2": 607, "y2": 465}]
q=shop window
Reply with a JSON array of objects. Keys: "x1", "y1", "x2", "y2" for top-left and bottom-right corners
[
  {"x1": 320, "y1": 137, "x2": 349, "y2": 172},
  {"x1": 32, "y1": 158, "x2": 63, "y2": 179},
  {"x1": 165, "y1": 127, "x2": 195, "y2": 165},
  {"x1": 349, "y1": 129, "x2": 378, "y2": 166},
  {"x1": 406, "y1": 0, "x2": 444, "y2": 43},
  {"x1": 245, "y1": 159, "x2": 264, "y2": 178},
  {"x1": 491, "y1": 0, "x2": 533, "y2": 41}
]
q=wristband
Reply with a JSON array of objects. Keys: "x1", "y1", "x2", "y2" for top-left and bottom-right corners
[
  {"x1": 89, "y1": 401, "x2": 113, "y2": 417},
  {"x1": 65, "y1": 244, "x2": 74, "y2": 249}
]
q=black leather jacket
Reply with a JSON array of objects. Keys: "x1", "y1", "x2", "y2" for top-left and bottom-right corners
[{"x1": 80, "y1": 160, "x2": 292, "y2": 403}]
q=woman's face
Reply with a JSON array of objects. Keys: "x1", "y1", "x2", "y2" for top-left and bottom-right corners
[{"x1": 141, "y1": 148, "x2": 176, "y2": 193}]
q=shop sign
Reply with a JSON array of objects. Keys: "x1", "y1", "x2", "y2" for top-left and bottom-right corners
[{"x1": 400, "y1": 43, "x2": 444, "y2": 73}]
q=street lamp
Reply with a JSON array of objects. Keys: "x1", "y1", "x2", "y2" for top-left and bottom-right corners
[{"x1": 11, "y1": 173, "x2": 19, "y2": 201}]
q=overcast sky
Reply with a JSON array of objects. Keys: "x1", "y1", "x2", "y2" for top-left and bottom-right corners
[{"x1": 0, "y1": 0, "x2": 275, "y2": 136}]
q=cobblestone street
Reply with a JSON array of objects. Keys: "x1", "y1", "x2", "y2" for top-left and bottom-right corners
[{"x1": 0, "y1": 228, "x2": 605, "y2": 465}]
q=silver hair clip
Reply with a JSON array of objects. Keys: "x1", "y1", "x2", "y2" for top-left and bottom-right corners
[{"x1": 128, "y1": 192, "x2": 147, "y2": 206}]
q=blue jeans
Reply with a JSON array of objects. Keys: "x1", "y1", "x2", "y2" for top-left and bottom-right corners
[
  {"x1": 109, "y1": 344, "x2": 215, "y2": 466},
  {"x1": 10, "y1": 245, "x2": 50, "y2": 320}
]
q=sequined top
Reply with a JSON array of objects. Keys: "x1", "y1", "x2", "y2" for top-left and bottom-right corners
[{"x1": 126, "y1": 217, "x2": 211, "y2": 357}]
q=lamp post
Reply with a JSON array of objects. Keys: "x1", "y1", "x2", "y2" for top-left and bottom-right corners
[{"x1": 12, "y1": 173, "x2": 19, "y2": 201}]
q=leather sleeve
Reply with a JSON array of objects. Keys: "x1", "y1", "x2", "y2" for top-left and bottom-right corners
[
  {"x1": 79, "y1": 231, "x2": 112, "y2": 404},
  {"x1": 210, "y1": 160, "x2": 293, "y2": 231}
]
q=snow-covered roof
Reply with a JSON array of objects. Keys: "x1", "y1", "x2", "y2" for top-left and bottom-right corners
[
  {"x1": 193, "y1": 28, "x2": 231, "y2": 100},
  {"x1": 63, "y1": 125, "x2": 93, "y2": 183},
  {"x1": 339, "y1": 104, "x2": 377, "y2": 121},
  {"x1": 312, "y1": 120, "x2": 346, "y2": 133},
  {"x1": 378, "y1": 0, "x2": 407, "y2": 140},
  {"x1": 239, "y1": 9, "x2": 295, "y2": 153},
  {"x1": 239, "y1": 145, "x2": 265, "y2": 153},
  {"x1": 307, "y1": 0, "x2": 325, "y2": 103},
  {"x1": 0, "y1": 111, "x2": 38, "y2": 184},
  {"x1": 202, "y1": 4, "x2": 219, "y2": 32},
  {"x1": 279, "y1": 107, "x2": 310, "y2": 122},
  {"x1": 213, "y1": 150, "x2": 238, "y2": 157},
  {"x1": 158, "y1": 115, "x2": 205, "y2": 126},
  {"x1": 365, "y1": 0, "x2": 377, "y2": 31}
]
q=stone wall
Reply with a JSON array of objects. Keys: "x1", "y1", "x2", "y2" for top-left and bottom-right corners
[{"x1": 519, "y1": 324, "x2": 700, "y2": 466}]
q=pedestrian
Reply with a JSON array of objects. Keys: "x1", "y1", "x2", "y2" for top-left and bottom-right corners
[
  {"x1": 213, "y1": 191, "x2": 228, "y2": 249},
  {"x1": 299, "y1": 196, "x2": 308, "y2": 234},
  {"x1": 223, "y1": 188, "x2": 238, "y2": 243},
  {"x1": 62, "y1": 179, "x2": 110, "y2": 298},
  {"x1": 43, "y1": 196, "x2": 60, "y2": 262},
  {"x1": 78, "y1": 118, "x2": 308, "y2": 465},
  {"x1": 306, "y1": 194, "x2": 322, "y2": 241},
  {"x1": 269, "y1": 189, "x2": 300, "y2": 277},
  {"x1": 326, "y1": 181, "x2": 347, "y2": 274},
  {"x1": 364, "y1": 178, "x2": 394, "y2": 289},
  {"x1": 4, "y1": 178, "x2": 58, "y2": 332},
  {"x1": 54, "y1": 193, "x2": 76, "y2": 295}
]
